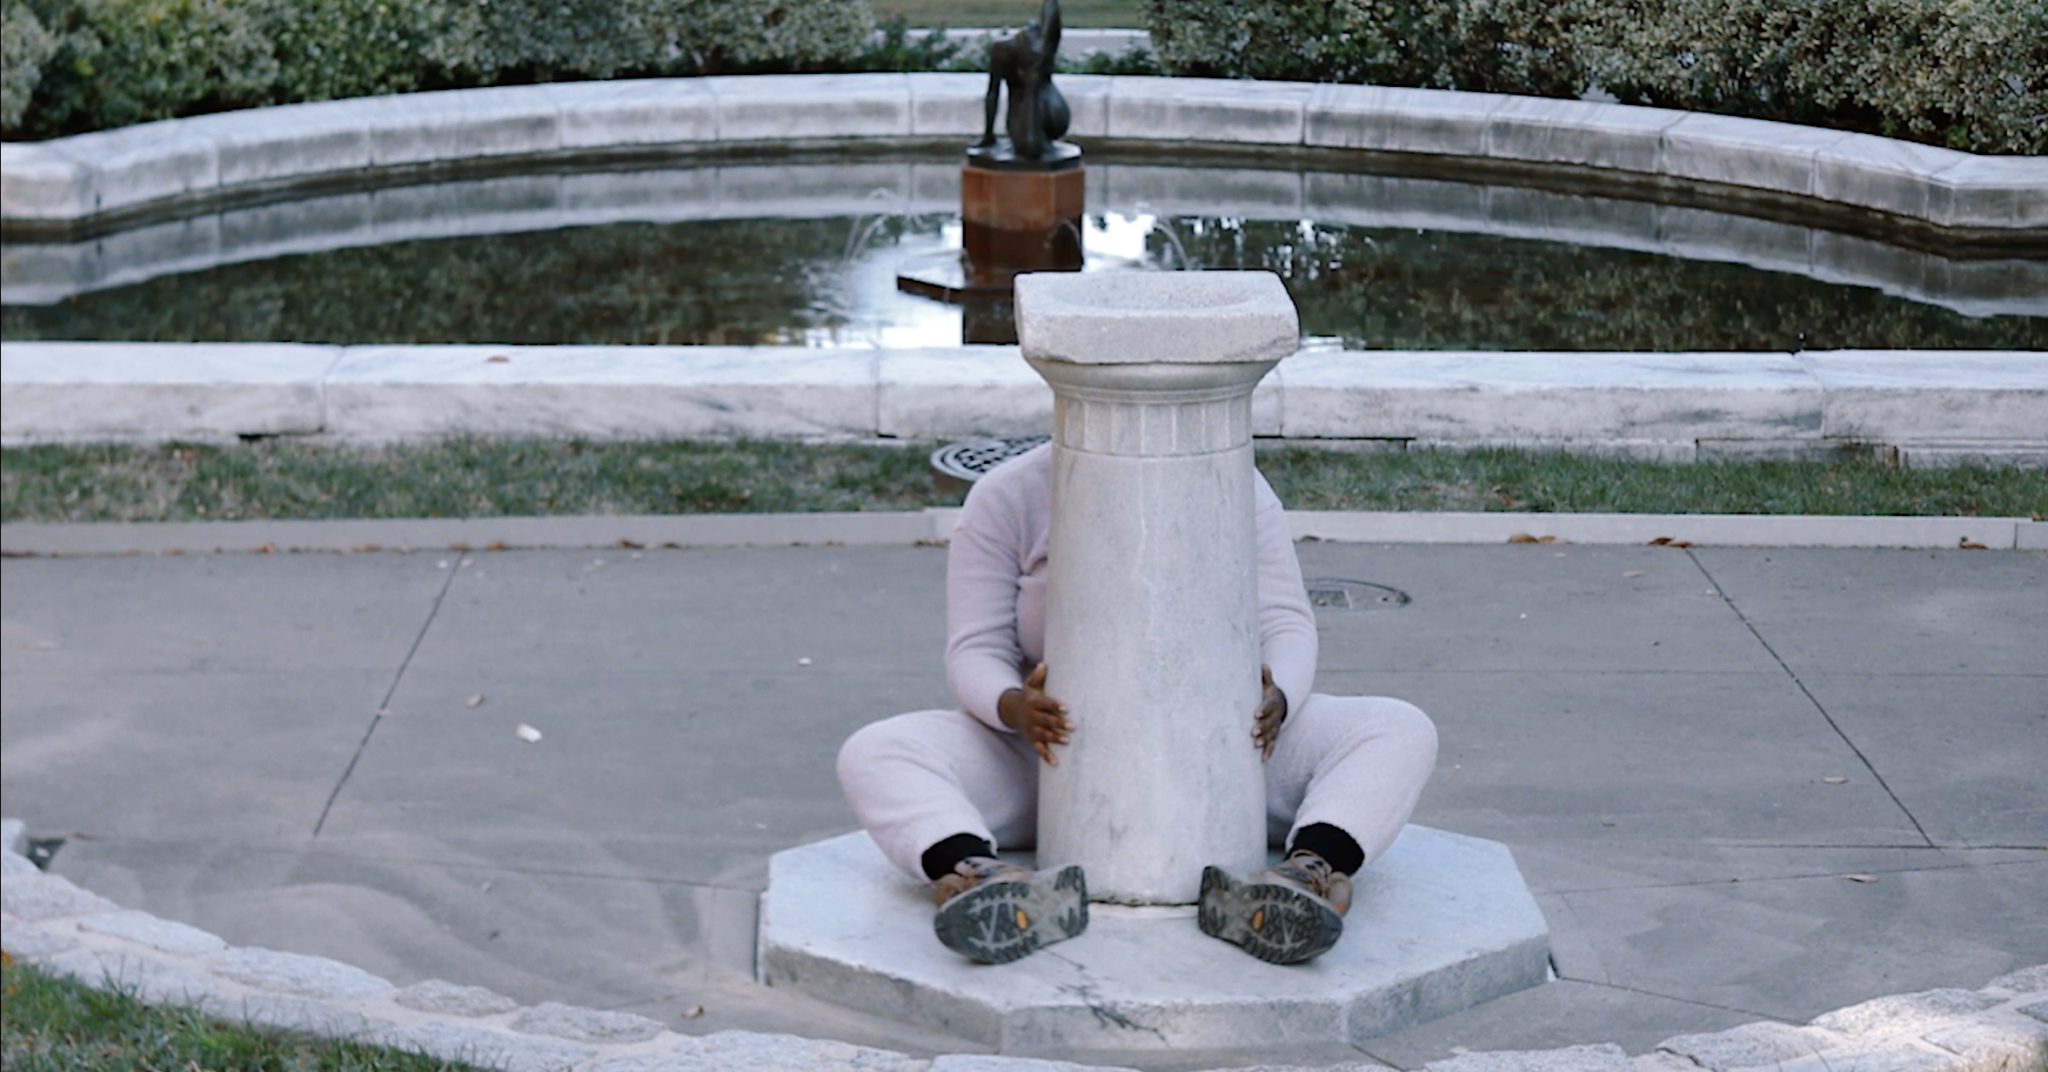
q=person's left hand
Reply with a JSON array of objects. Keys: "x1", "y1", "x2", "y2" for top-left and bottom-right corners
[{"x1": 1252, "y1": 664, "x2": 1287, "y2": 760}]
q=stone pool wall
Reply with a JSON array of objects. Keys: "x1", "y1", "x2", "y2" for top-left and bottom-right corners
[{"x1": 4, "y1": 342, "x2": 2044, "y2": 469}]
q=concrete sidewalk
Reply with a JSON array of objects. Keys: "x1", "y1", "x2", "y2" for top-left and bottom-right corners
[{"x1": 1, "y1": 533, "x2": 2043, "y2": 1068}]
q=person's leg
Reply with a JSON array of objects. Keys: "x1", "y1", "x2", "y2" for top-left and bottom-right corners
[
  {"x1": 836, "y1": 708, "x2": 1038, "y2": 880},
  {"x1": 836, "y1": 709, "x2": 1087, "y2": 963},
  {"x1": 1268, "y1": 694, "x2": 1439, "y2": 870},
  {"x1": 1201, "y1": 694, "x2": 1438, "y2": 964}
]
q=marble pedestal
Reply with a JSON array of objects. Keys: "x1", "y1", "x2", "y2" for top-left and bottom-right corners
[
  {"x1": 757, "y1": 826, "x2": 1552, "y2": 1054},
  {"x1": 1020, "y1": 271, "x2": 1299, "y2": 905}
]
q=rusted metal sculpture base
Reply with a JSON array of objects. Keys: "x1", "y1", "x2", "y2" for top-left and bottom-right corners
[{"x1": 896, "y1": 149, "x2": 1085, "y2": 344}]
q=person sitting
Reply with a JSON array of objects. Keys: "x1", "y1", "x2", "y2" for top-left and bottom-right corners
[{"x1": 836, "y1": 442, "x2": 1438, "y2": 964}]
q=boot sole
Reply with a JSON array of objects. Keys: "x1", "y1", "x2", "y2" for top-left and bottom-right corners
[
  {"x1": 934, "y1": 864, "x2": 1088, "y2": 964},
  {"x1": 1197, "y1": 865, "x2": 1344, "y2": 965}
]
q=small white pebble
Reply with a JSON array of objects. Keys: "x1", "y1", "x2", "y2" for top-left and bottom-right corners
[
  {"x1": 437, "y1": 559, "x2": 450, "y2": 569},
  {"x1": 798, "y1": 657, "x2": 813, "y2": 666},
  {"x1": 460, "y1": 558, "x2": 475, "y2": 568},
  {"x1": 682, "y1": 1005, "x2": 704, "y2": 1019},
  {"x1": 515, "y1": 723, "x2": 543, "y2": 743}
]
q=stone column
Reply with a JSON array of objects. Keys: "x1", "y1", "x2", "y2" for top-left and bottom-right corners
[{"x1": 1015, "y1": 271, "x2": 1299, "y2": 905}]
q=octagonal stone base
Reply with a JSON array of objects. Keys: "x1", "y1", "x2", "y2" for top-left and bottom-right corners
[{"x1": 758, "y1": 825, "x2": 1550, "y2": 1054}]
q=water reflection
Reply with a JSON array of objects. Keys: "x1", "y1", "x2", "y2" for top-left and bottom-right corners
[{"x1": 4, "y1": 159, "x2": 2043, "y2": 351}]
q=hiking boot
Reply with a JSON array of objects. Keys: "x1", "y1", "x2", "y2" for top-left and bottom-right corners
[
  {"x1": 932, "y1": 856, "x2": 1088, "y2": 964},
  {"x1": 1198, "y1": 850, "x2": 1351, "y2": 964}
]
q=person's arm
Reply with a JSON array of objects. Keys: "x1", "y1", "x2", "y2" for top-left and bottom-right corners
[
  {"x1": 1254, "y1": 470, "x2": 1318, "y2": 725},
  {"x1": 945, "y1": 474, "x2": 1032, "y2": 732}
]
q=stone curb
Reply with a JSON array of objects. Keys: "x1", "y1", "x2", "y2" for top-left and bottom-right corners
[
  {"x1": 3, "y1": 74, "x2": 2041, "y2": 233},
  {"x1": 4, "y1": 157, "x2": 2040, "y2": 316},
  {"x1": 3, "y1": 821, "x2": 2044, "y2": 1072},
  {"x1": 3, "y1": 510, "x2": 2042, "y2": 558},
  {"x1": 3, "y1": 343, "x2": 2044, "y2": 467}
]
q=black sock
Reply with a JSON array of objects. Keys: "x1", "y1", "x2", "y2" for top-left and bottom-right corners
[
  {"x1": 1288, "y1": 823, "x2": 1364, "y2": 876},
  {"x1": 921, "y1": 833, "x2": 997, "y2": 881}
]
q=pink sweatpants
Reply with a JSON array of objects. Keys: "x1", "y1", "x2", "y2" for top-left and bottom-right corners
[{"x1": 837, "y1": 695, "x2": 1439, "y2": 881}]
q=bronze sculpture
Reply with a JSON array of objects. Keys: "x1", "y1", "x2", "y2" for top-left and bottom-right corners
[{"x1": 975, "y1": 0, "x2": 1071, "y2": 163}]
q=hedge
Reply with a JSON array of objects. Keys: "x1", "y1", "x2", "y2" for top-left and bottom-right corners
[
  {"x1": 1, "y1": 0, "x2": 874, "y2": 138},
  {"x1": 4, "y1": 0, "x2": 2038, "y2": 154},
  {"x1": 1139, "y1": 0, "x2": 2045, "y2": 155}
]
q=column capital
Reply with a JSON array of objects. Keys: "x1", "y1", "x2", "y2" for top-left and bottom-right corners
[
  {"x1": 1015, "y1": 271, "x2": 1298, "y2": 368},
  {"x1": 1018, "y1": 272, "x2": 1297, "y2": 458}
]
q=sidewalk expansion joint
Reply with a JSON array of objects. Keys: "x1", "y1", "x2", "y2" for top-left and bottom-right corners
[
  {"x1": 1684, "y1": 548, "x2": 1937, "y2": 849},
  {"x1": 1558, "y1": 975, "x2": 1788, "y2": 1022},
  {"x1": 311, "y1": 558, "x2": 460, "y2": 838}
]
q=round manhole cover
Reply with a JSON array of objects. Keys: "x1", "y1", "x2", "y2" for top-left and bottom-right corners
[
  {"x1": 1304, "y1": 578, "x2": 1411, "y2": 610},
  {"x1": 931, "y1": 436, "x2": 1050, "y2": 487}
]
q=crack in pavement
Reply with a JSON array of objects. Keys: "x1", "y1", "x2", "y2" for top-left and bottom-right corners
[
  {"x1": 1684, "y1": 549, "x2": 1935, "y2": 848},
  {"x1": 311, "y1": 557, "x2": 461, "y2": 837}
]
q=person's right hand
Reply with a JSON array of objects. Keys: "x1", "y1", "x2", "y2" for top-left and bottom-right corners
[{"x1": 998, "y1": 662, "x2": 1072, "y2": 766}]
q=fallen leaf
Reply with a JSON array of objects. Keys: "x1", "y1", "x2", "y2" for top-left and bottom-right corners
[
  {"x1": 515, "y1": 723, "x2": 543, "y2": 743},
  {"x1": 254, "y1": 543, "x2": 277, "y2": 554},
  {"x1": 1959, "y1": 537, "x2": 1987, "y2": 550},
  {"x1": 682, "y1": 1005, "x2": 705, "y2": 1019},
  {"x1": 1671, "y1": 540, "x2": 1692, "y2": 548},
  {"x1": 1840, "y1": 873, "x2": 1879, "y2": 883},
  {"x1": 347, "y1": 543, "x2": 381, "y2": 554},
  {"x1": 1649, "y1": 537, "x2": 1674, "y2": 546},
  {"x1": 485, "y1": 541, "x2": 508, "y2": 551},
  {"x1": 466, "y1": 694, "x2": 486, "y2": 708},
  {"x1": 1623, "y1": 570, "x2": 1645, "y2": 578},
  {"x1": 618, "y1": 539, "x2": 644, "y2": 549},
  {"x1": 1537, "y1": 535, "x2": 1558, "y2": 544},
  {"x1": 486, "y1": 355, "x2": 510, "y2": 363},
  {"x1": 1822, "y1": 776, "x2": 1848, "y2": 784},
  {"x1": 1508, "y1": 533, "x2": 1539, "y2": 543},
  {"x1": 450, "y1": 542, "x2": 471, "y2": 552}
]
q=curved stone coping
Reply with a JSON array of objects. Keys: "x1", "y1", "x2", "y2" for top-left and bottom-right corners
[
  {"x1": 3, "y1": 74, "x2": 2042, "y2": 235},
  {"x1": 3, "y1": 343, "x2": 2044, "y2": 470},
  {"x1": 5, "y1": 161, "x2": 2040, "y2": 318},
  {"x1": 6, "y1": 819, "x2": 2048, "y2": 1072}
]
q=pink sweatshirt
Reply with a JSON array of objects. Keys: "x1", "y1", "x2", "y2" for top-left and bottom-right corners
[{"x1": 944, "y1": 443, "x2": 1319, "y2": 732}]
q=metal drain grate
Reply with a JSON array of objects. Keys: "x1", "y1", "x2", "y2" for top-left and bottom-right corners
[
  {"x1": 1304, "y1": 579, "x2": 1411, "y2": 610},
  {"x1": 930, "y1": 436, "x2": 1051, "y2": 487}
]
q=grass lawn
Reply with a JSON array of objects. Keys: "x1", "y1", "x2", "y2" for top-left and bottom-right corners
[
  {"x1": 871, "y1": 0, "x2": 1143, "y2": 28},
  {"x1": 3, "y1": 440, "x2": 2041, "y2": 524},
  {"x1": 0, "y1": 958, "x2": 480, "y2": 1072}
]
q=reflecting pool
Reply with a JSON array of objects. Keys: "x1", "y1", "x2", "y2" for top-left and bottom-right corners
[{"x1": 5, "y1": 157, "x2": 2042, "y2": 350}]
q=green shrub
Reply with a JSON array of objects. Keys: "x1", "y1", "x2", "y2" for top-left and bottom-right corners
[
  {"x1": 1, "y1": 0, "x2": 60, "y2": 128},
  {"x1": 24, "y1": 0, "x2": 278, "y2": 132},
  {"x1": 262, "y1": 0, "x2": 442, "y2": 102},
  {"x1": 1586, "y1": 0, "x2": 2045, "y2": 155},
  {"x1": 2, "y1": 0, "x2": 873, "y2": 138},
  {"x1": 1138, "y1": 0, "x2": 1583, "y2": 96},
  {"x1": 1139, "y1": 0, "x2": 2043, "y2": 154}
]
